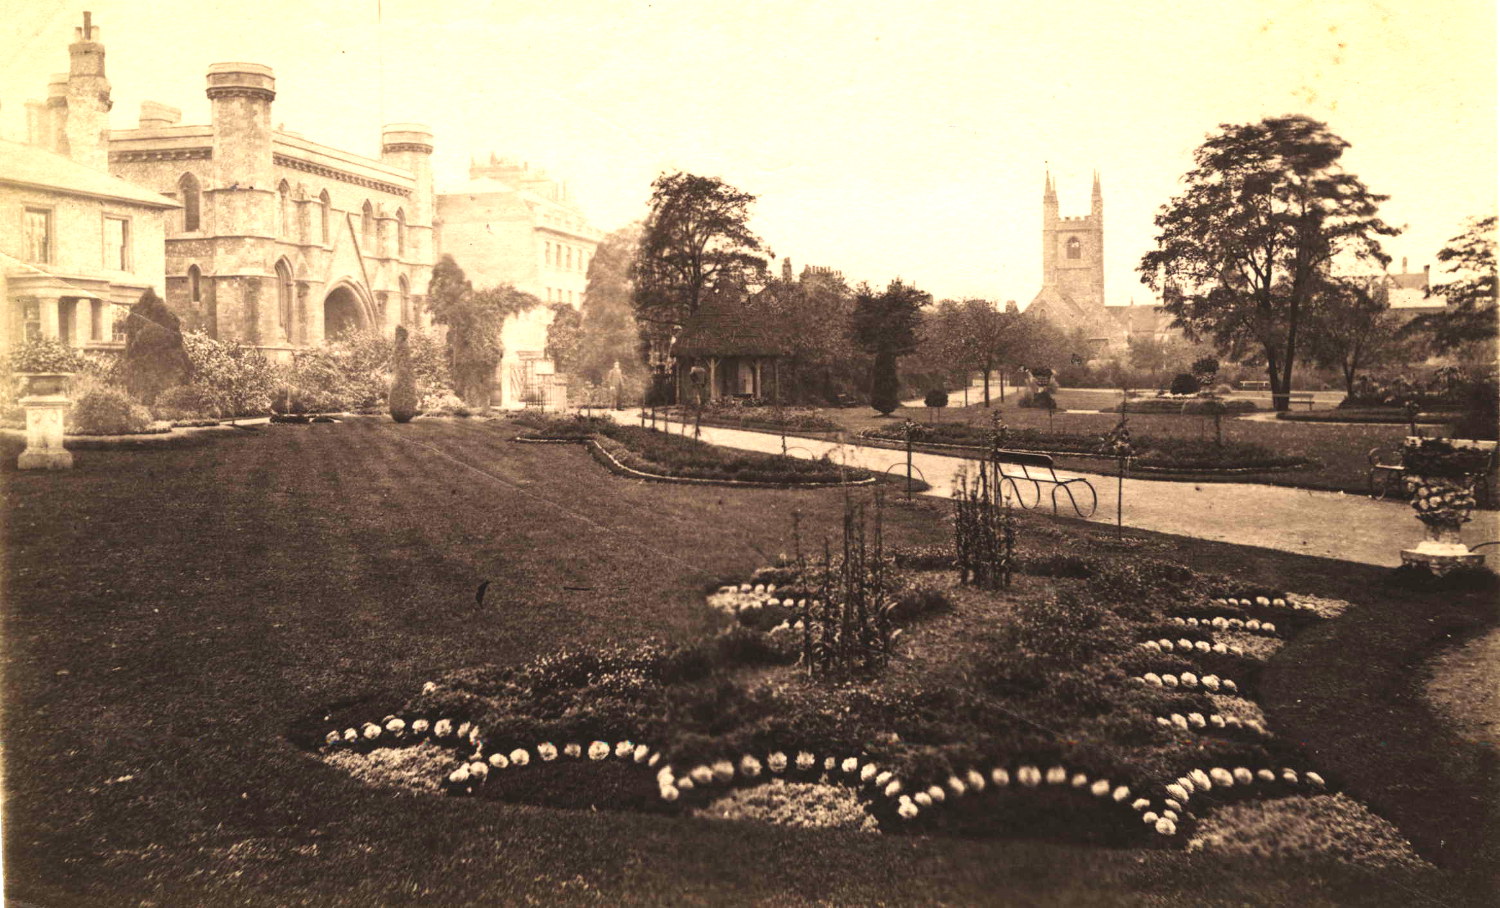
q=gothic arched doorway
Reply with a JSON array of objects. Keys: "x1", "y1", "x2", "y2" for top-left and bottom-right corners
[{"x1": 323, "y1": 284, "x2": 368, "y2": 340}]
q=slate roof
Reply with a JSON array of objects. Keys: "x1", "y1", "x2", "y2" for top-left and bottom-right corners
[
  {"x1": 0, "y1": 140, "x2": 178, "y2": 208},
  {"x1": 675, "y1": 297, "x2": 786, "y2": 357}
]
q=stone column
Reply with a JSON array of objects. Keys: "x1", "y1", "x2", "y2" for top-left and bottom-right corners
[{"x1": 39, "y1": 297, "x2": 61, "y2": 339}]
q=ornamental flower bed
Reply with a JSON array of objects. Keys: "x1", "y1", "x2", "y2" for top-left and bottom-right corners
[
  {"x1": 513, "y1": 413, "x2": 883, "y2": 486},
  {"x1": 310, "y1": 539, "x2": 1375, "y2": 851},
  {"x1": 857, "y1": 422, "x2": 1309, "y2": 472}
]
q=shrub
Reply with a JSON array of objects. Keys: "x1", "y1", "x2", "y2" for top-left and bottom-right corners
[
  {"x1": 68, "y1": 383, "x2": 154, "y2": 435},
  {"x1": 924, "y1": 388, "x2": 949, "y2": 409},
  {"x1": 389, "y1": 325, "x2": 419, "y2": 423},
  {"x1": 182, "y1": 332, "x2": 277, "y2": 417},
  {"x1": 152, "y1": 384, "x2": 218, "y2": 421},
  {"x1": 1169, "y1": 372, "x2": 1200, "y2": 396},
  {"x1": 122, "y1": 289, "x2": 191, "y2": 404}
]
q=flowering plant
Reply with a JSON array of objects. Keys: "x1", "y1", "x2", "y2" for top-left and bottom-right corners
[
  {"x1": 8, "y1": 337, "x2": 85, "y2": 374},
  {"x1": 1405, "y1": 475, "x2": 1478, "y2": 526},
  {"x1": 1098, "y1": 417, "x2": 1134, "y2": 459}
]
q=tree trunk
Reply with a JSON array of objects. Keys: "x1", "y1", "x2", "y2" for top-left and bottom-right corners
[{"x1": 982, "y1": 368, "x2": 992, "y2": 408}]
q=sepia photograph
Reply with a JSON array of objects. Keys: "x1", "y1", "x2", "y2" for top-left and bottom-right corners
[{"x1": 1, "y1": 0, "x2": 1497, "y2": 904}]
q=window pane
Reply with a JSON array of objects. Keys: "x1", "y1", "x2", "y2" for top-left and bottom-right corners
[
  {"x1": 24, "y1": 209, "x2": 50, "y2": 263},
  {"x1": 105, "y1": 218, "x2": 129, "y2": 269}
]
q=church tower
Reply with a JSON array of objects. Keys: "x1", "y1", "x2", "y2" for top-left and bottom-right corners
[{"x1": 1039, "y1": 169, "x2": 1104, "y2": 312}]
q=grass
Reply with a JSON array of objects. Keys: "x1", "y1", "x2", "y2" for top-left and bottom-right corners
[
  {"x1": 1, "y1": 417, "x2": 1493, "y2": 905},
  {"x1": 784, "y1": 388, "x2": 1478, "y2": 498}
]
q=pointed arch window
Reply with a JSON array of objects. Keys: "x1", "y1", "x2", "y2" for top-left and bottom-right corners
[
  {"x1": 188, "y1": 264, "x2": 202, "y2": 304},
  {"x1": 396, "y1": 208, "x2": 406, "y2": 257},
  {"x1": 319, "y1": 190, "x2": 330, "y2": 244},
  {"x1": 1066, "y1": 236, "x2": 1082, "y2": 260},
  {"x1": 361, "y1": 200, "x2": 374, "y2": 249},
  {"x1": 179, "y1": 173, "x2": 201, "y2": 232},
  {"x1": 276, "y1": 258, "x2": 295, "y2": 339},
  {"x1": 399, "y1": 274, "x2": 411, "y2": 326}
]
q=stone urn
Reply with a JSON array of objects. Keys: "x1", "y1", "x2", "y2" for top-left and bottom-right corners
[
  {"x1": 15, "y1": 372, "x2": 75, "y2": 470},
  {"x1": 1399, "y1": 437, "x2": 1492, "y2": 574}
]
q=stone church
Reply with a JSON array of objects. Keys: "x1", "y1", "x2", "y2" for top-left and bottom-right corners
[
  {"x1": 24, "y1": 19, "x2": 436, "y2": 361},
  {"x1": 1024, "y1": 170, "x2": 1171, "y2": 355}
]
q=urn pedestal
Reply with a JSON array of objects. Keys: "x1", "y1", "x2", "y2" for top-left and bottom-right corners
[
  {"x1": 17, "y1": 393, "x2": 73, "y2": 470},
  {"x1": 1400, "y1": 521, "x2": 1484, "y2": 575}
]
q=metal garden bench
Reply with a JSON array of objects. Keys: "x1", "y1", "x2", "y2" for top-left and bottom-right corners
[{"x1": 991, "y1": 449, "x2": 1098, "y2": 518}]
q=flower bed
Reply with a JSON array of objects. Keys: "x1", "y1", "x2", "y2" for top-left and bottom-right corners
[
  {"x1": 312, "y1": 540, "x2": 1380, "y2": 854},
  {"x1": 856, "y1": 422, "x2": 1311, "y2": 473},
  {"x1": 663, "y1": 404, "x2": 843, "y2": 434},
  {"x1": 512, "y1": 413, "x2": 887, "y2": 487}
]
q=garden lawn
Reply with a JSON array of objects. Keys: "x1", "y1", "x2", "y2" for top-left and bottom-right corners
[
  {"x1": 0, "y1": 417, "x2": 1492, "y2": 905},
  {"x1": 800, "y1": 391, "x2": 1467, "y2": 498}
]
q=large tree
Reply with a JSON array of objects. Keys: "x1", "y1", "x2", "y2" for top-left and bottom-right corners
[
  {"x1": 924, "y1": 299, "x2": 1029, "y2": 406},
  {"x1": 1302, "y1": 278, "x2": 1410, "y2": 394},
  {"x1": 1139, "y1": 115, "x2": 1396, "y2": 410},
  {"x1": 424, "y1": 255, "x2": 539, "y2": 406},
  {"x1": 850, "y1": 279, "x2": 929, "y2": 415},
  {"x1": 630, "y1": 172, "x2": 770, "y2": 357},
  {"x1": 576, "y1": 224, "x2": 647, "y2": 385},
  {"x1": 1404, "y1": 215, "x2": 1498, "y2": 355},
  {"x1": 755, "y1": 264, "x2": 860, "y2": 403}
]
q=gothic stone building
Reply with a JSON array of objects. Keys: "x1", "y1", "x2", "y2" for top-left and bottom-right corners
[
  {"x1": 1024, "y1": 170, "x2": 1171, "y2": 355},
  {"x1": 5, "y1": 17, "x2": 176, "y2": 352},
  {"x1": 436, "y1": 156, "x2": 603, "y2": 406},
  {"x1": 24, "y1": 20, "x2": 438, "y2": 361}
]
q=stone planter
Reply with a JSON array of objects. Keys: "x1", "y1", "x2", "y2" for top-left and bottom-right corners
[
  {"x1": 15, "y1": 373, "x2": 75, "y2": 470},
  {"x1": 15, "y1": 372, "x2": 72, "y2": 396}
]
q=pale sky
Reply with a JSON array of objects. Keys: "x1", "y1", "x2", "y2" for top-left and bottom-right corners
[{"x1": 4, "y1": 0, "x2": 1495, "y2": 305}]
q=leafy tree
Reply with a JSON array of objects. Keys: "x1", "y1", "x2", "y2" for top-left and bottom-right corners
[
  {"x1": 1404, "y1": 215, "x2": 1498, "y2": 354},
  {"x1": 389, "y1": 325, "x2": 418, "y2": 423},
  {"x1": 630, "y1": 172, "x2": 770, "y2": 356},
  {"x1": 424, "y1": 255, "x2": 539, "y2": 406},
  {"x1": 543, "y1": 303, "x2": 583, "y2": 375},
  {"x1": 122, "y1": 288, "x2": 191, "y2": 404},
  {"x1": 851, "y1": 279, "x2": 929, "y2": 415},
  {"x1": 577, "y1": 224, "x2": 648, "y2": 385},
  {"x1": 1302, "y1": 278, "x2": 1410, "y2": 394},
  {"x1": 1139, "y1": 115, "x2": 1396, "y2": 410},
  {"x1": 755, "y1": 264, "x2": 861, "y2": 403}
]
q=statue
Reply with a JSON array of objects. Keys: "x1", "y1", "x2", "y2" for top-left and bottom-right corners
[{"x1": 607, "y1": 360, "x2": 624, "y2": 410}]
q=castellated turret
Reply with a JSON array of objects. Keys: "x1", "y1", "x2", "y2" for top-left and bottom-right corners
[
  {"x1": 381, "y1": 124, "x2": 435, "y2": 269},
  {"x1": 207, "y1": 63, "x2": 276, "y2": 238}
]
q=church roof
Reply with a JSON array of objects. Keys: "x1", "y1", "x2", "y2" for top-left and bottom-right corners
[{"x1": 676, "y1": 297, "x2": 786, "y2": 357}]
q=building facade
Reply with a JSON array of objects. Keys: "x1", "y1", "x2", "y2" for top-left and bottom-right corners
[
  {"x1": 436, "y1": 156, "x2": 603, "y2": 406},
  {"x1": 23, "y1": 22, "x2": 438, "y2": 362},
  {"x1": 5, "y1": 17, "x2": 176, "y2": 353},
  {"x1": 1023, "y1": 170, "x2": 1171, "y2": 354}
]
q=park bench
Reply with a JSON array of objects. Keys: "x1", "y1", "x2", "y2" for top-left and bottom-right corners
[
  {"x1": 1287, "y1": 391, "x2": 1317, "y2": 409},
  {"x1": 991, "y1": 449, "x2": 1097, "y2": 518},
  {"x1": 1369, "y1": 442, "x2": 1497, "y2": 507},
  {"x1": 1240, "y1": 380, "x2": 1270, "y2": 391}
]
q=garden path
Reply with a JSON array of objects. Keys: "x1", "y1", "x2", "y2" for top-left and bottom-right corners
[{"x1": 632, "y1": 410, "x2": 1500, "y2": 568}]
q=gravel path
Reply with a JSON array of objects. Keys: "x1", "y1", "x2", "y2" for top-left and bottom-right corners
[
  {"x1": 635, "y1": 411, "x2": 1500, "y2": 568},
  {"x1": 1424, "y1": 626, "x2": 1500, "y2": 753}
]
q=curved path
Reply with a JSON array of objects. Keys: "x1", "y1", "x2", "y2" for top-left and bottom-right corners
[{"x1": 634, "y1": 411, "x2": 1500, "y2": 568}]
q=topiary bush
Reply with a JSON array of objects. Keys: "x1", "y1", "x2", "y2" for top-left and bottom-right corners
[
  {"x1": 924, "y1": 388, "x2": 949, "y2": 409},
  {"x1": 389, "y1": 325, "x2": 419, "y2": 423},
  {"x1": 1169, "y1": 372, "x2": 1200, "y2": 396},
  {"x1": 68, "y1": 383, "x2": 154, "y2": 435},
  {"x1": 122, "y1": 289, "x2": 191, "y2": 405}
]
